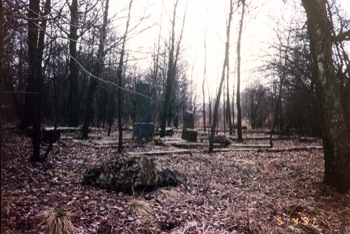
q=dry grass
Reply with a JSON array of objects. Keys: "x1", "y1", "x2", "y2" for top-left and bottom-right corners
[
  {"x1": 128, "y1": 199, "x2": 152, "y2": 216},
  {"x1": 40, "y1": 207, "x2": 76, "y2": 234},
  {"x1": 173, "y1": 220, "x2": 235, "y2": 234}
]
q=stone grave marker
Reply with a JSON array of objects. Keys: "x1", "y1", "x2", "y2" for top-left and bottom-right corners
[
  {"x1": 133, "y1": 82, "x2": 154, "y2": 140},
  {"x1": 181, "y1": 110, "x2": 197, "y2": 142}
]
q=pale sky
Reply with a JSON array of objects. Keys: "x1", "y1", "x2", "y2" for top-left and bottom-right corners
[{"x1": 110, "y1": 0, "x2": 350, "y2": 102}]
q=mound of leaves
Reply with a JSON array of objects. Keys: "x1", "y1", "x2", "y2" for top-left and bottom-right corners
[{"x1": 83, "y1": 156, "x2": 185, "y2": 194}]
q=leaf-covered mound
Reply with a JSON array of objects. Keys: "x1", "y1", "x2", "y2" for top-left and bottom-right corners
[{"x1": 83, "y1": 156, "x2": 184, "y2": 193}]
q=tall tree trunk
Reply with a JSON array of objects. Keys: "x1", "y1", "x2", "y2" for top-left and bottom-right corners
[
  {"x1": 152, "y1": 12, "x2": 163, "y2": 126},
  {"x1": 301, "y1": 0, "x2": 350, "y2": 193},
  {"x1": 81, "y1": 79, "x2": 98, "y2": 139},
  {"x1": 117, "y1": 0, "x2": 133, "y2": 153},
  {"x1": 161, "y1": 0, "x2": 186, "y2": 137},
  {"x1": 202, "y1": 20, "x2": 207, "y2": 132},
  {"x1": 0, "y1": 0, "x2": 3, "y2": 140},
  {"x1": 81, "y1": 0, "x2": 109, "y2": 139},
  {"x1": 68, "y1": 0, "x2": 79, "y2": 127},
  {"x1": 202, "y1": 64, "x2": 207, "y2": 132},
  {"x1": 208, "y1": 93, "x2": 212, "y2": 132},
  {"x1": 160, "y1": 1, "x2": 178, "y2": 137},
  {"x1": 23, "y1": 0, "x2": 40, "y2": 129},
  {"x1": 226, "y1": 54, "x2": 233, "y2": 135},
  {"x1": 232, "y1": 62, "x2": 236, "y2": 135},
  {"x1": 236, "y1": 0, "x2": 245, "y2": 142},
  {"x1": 27, "y1": 0, "x2": 41, "y2": 162},
  {"x1": 223, "y1": 78, "x2": 226, "y2": 133},
  {"x1": 209, "y1": 0, "x2": 233, "y2": 152},
  {"x1": 25, "y1": 0, "x2": 51, "y2": 162}
]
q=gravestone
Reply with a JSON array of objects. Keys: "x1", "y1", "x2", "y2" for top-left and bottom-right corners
[
  {"x1": 183, "y1": 110, "x2": 194, "y2": 129},
  {"x1": 133, "y1": 82, "x2": 154, "y2": 140},
  {"x1": 182, "y1": 110, "x2": 197, "y2": 142}
]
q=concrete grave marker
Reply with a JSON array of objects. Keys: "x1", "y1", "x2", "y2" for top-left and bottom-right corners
[
  {"x1": 181, "y1": 110, "x2": 197, "y2": 142},
  {"x1": 133, "y1": 82, "x2": 154, "y2": 141}
]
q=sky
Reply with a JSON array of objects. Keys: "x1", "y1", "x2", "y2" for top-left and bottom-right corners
[{"x1": 110, "y1": 0, "x2": 350, "y2": 102}]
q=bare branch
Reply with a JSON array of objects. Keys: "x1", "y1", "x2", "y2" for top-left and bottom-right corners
[{"x1": 332, "y1": 29, "x2": 350, "y2": 41}]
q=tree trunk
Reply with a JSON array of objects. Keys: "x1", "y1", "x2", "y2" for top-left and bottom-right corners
[
  {"x1": 208, "y1": 0, "x2": 233, "y2": 152},
  {"x1": 208, "y1": 95, "x2": 212, "y2": 131},
  {"x1": 202, "y1": 77, "x2": 206, "y2": 132},
  {"x1": 160, "y1": 27, "x2": 176, "y2": 137},
  {"x1": 202, "y1": 23, "x2": 207, "y2": 132},
  {"x1": 117, "y1": 0, "x2": 133, "y2": 153},
  {"x1": 81, "y1": 0, "x2": 109, "y2": 139},
  {"x1": 226, "y1": 54, "x2": 233, "y2": 135},
  {"x1": 81, "y1": 79, "x2": 97, "y2": 139},
  {"x1": 68, "y1": 0, "x2": 79, "y2": 127},
  {"x1": 236, "y1": 0, "x2": 245, "y2": 143},
  {"x1": 25, "y1": 0, "x2": 51, "y2": 162},
  {"x1": 223, "y1": 80, "x2": 226, "y2": 133},
  {"x1": 232, "y1": 64, "x2": 235, "y2": 135},
  {"x1": 161, "y1": 0, "x2": 185, "y2": 137},
  {"x1": 301, "y1": 0, "x2": 350, "y2": 193}
]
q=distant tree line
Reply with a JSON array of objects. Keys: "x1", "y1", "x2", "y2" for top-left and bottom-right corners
[{"x1": 240, "y1": 1, "x2": 349, "y2": 139}]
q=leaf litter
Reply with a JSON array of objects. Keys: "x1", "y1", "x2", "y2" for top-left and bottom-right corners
[{"x1": 1, "y1": 128, "x2": 349, "y2": 233}]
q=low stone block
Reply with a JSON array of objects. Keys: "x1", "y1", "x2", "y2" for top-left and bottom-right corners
[
  {"x1": 213, "y1": 134, "x2": 232, "y2": 146},
  {"x1": 181, "y1": 129, "x2": 198, "y2": 142},
  {"x1": 133, "y1": 122, "x2": 154, "y2": 141}
]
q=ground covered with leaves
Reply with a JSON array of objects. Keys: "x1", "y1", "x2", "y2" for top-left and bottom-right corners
[{"x1": 1, "y1": 127, "x2": 349, "y2": 233}]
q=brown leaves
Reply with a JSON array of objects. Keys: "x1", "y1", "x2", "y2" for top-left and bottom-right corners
[{"x1": 1, "y1": 131, "x2": 350, "y2": 233}]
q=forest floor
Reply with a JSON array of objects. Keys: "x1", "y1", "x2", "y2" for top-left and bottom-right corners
[{"x1": 1, "y1": 126, "x2": 350, "y2": 234}]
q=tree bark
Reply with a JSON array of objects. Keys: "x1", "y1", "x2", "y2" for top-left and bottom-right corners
[
  {"x1": 226, "y1": 53, "x2": 233, "y2": 135},
  {"x1": 68, "y1": 0, "x2": 79, "y2": 127},
  {"x1": 160, "y1": 0, "x2": 186, "y2": 137},
  {"x1": 202, "y1": 23, "x2": 207, "y2": 132},
  {"x1": 208, "y1": 0, "x2": 233, "y2": 152},
  {"x1": 81, "y1": 0, "x2": 109, "y2": 139},
  {"x1": 202, "y1": 69, "x2": 206, "y2": 132},
  {"x1": 117, "y1": 0, "x2": 133, "y2": 153},
  {"x1": 236, "y1": 0, "x2": 245, "y2": 142},
  {"x1": 25, "y1": 0, "x2": 51, "y2": 162},
  {"x1": 301, "y1": 0, "x2": 350, "y2": 193}
]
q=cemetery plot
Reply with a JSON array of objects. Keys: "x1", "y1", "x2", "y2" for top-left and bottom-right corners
[{"x1": 2, "y1": 128, "x2": 348, "y2": 234}]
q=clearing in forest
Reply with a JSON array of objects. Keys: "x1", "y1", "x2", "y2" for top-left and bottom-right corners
[{"x1": 1, "y1": 128, "x2": 349, "y2": 233}]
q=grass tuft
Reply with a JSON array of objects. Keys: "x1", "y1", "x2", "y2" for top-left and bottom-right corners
[
  {"x1": 40, "y1": 207, "x2": 76, "y2": 234},
  {"x1": 129, "y1": 199, "x2": 152, "y2": 216}
]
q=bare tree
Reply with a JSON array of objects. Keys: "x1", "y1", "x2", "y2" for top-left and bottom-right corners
[
  {"x1": 67, "y1": 0, "x2": 79, "y2": 127},
  {"x1": 116, "y1": 0, "x2": 133, "y2": 153},
  {"x1": 236, "y1": 0, "x2": 246, "y2": 142},
  {"x1": 202, "y1": 26, "x2": 208, "y2": 132},
  {"x1": 209, "y1": 0, "x2": 234, "y2": 152},
  {"x1": 81, "y1": 0, "x2": 109, "y2": 139},
  {"x1": 160, "y1": 0, "x2": 186, "y2": 137},
  {"x1": 23, "y1": 0, "x2": 51, "y2": 162},
  {"x1": 301, "y1": 0, "x2": 350, "y2": 193},
  {"x1": 242, "y1": 83, "x2": 271, "y2": 129},
  {"x1": 226, "y1": 44, "x2": 233, "y2": 135}
]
